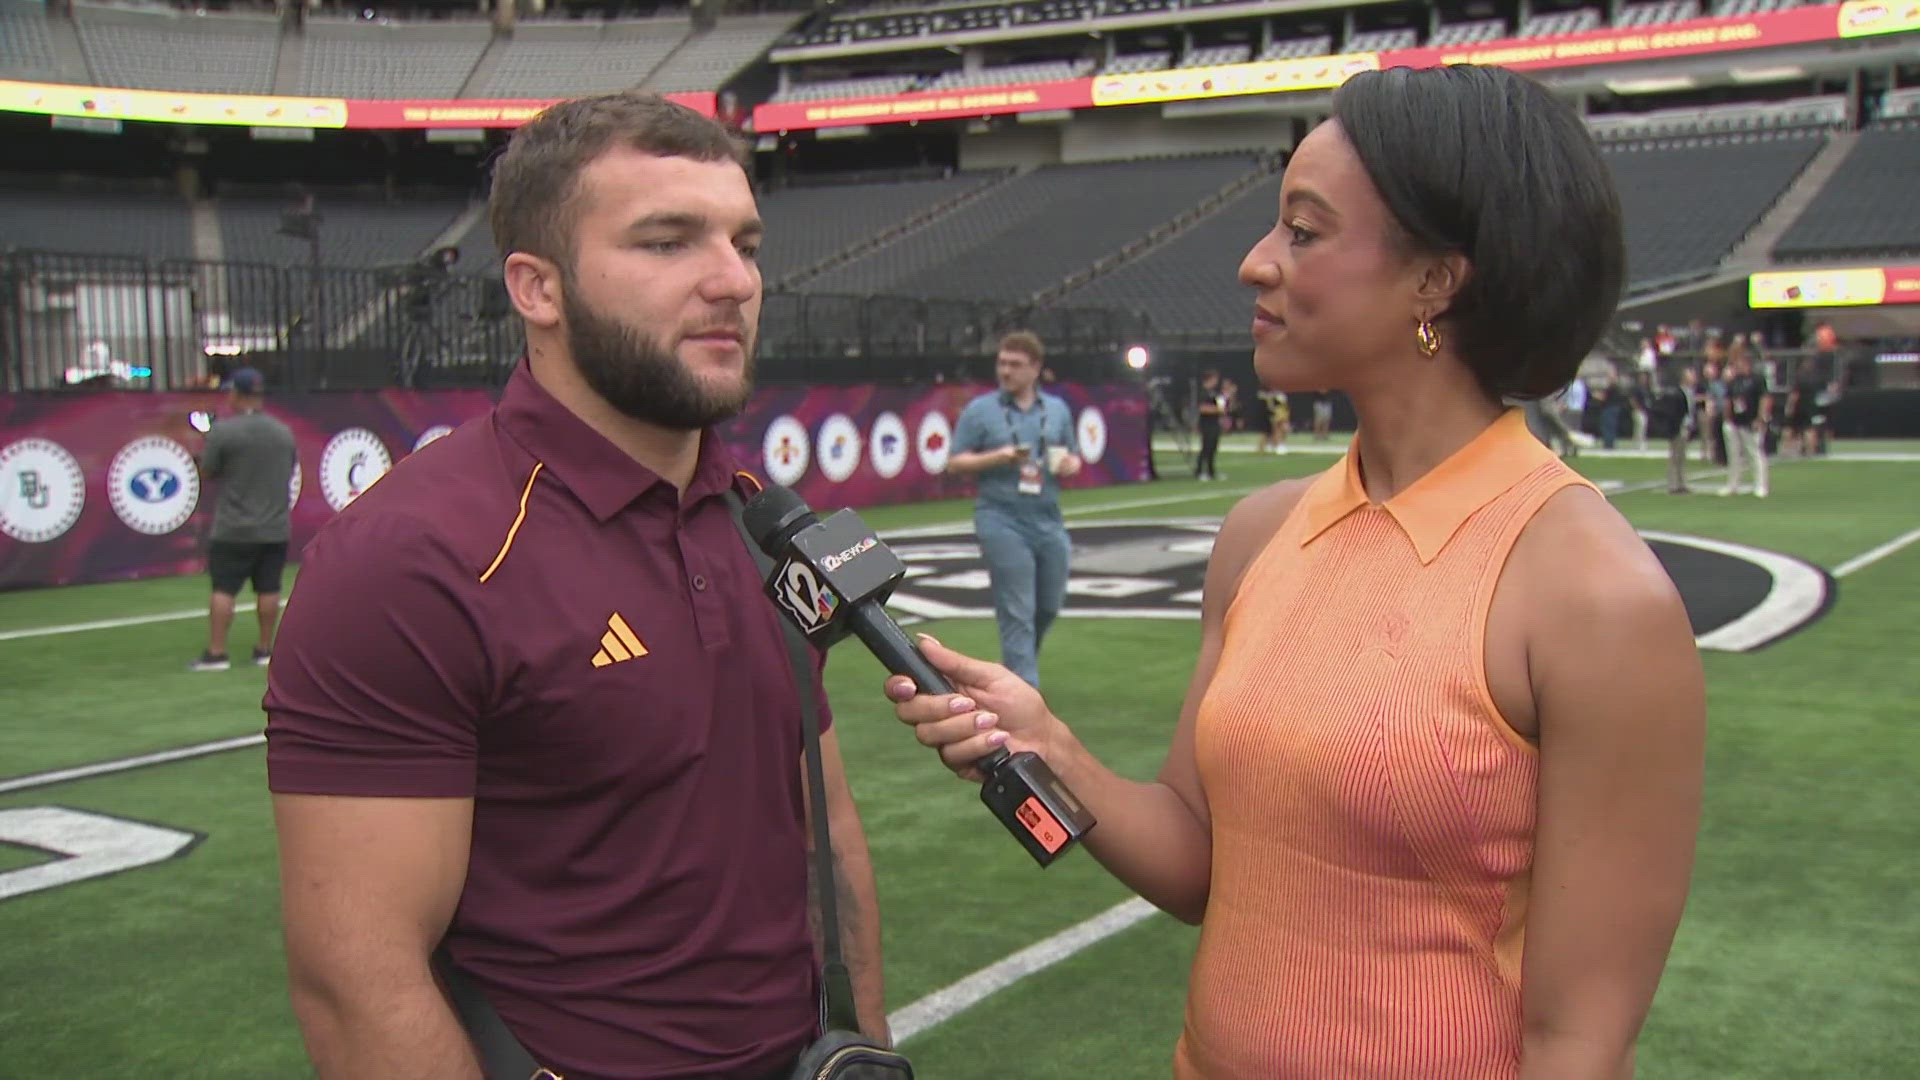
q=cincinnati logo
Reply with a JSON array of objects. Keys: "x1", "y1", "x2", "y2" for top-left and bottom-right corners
[
  {"x1": 877, "y1": 519, "x2": 1831, "y2": 653},
  {"x1": 0, "y1": 437, "x2": 87, "y2": 544},
  {"x1": 319, "y1": 428, "x2": 392, "y2": 511},
  {"x1": 108, "y1": 436, "x2": 200, "y2": 535},
  {"x1": 820, "y1": 536, "x2": 878, "y2": 572}
]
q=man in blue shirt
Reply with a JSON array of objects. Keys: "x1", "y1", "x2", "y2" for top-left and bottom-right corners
[{"x1": 947, "y1": 332, "x2": 1082, "y2": 687}]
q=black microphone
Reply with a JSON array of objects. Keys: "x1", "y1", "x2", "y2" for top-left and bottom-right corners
[{"x1": 742, "y1": 484, "x2": 1096, "y2": 867}]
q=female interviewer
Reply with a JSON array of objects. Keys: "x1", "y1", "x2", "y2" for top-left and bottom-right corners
[{"x1": 887, "y1": 65, "x2": 1705, "y2": 1079}]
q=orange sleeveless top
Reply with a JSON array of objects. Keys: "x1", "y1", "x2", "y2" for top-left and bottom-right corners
[{"x1": 1176, "y1": 409, "x2": 1592, "y2": 1078}]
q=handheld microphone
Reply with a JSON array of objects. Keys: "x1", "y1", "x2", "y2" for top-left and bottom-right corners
[{"x1": 742, "y1": 484, "x2": 1096, "y2": 867}]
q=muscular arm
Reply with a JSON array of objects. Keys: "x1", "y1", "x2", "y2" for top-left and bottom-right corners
[
  {"x1": 805, "y1": 728, "x2": 890, "y2": 1045},
  {"x1": 1513, "y1": 489, "x2": 1706, "y2": 1079},
  {"x1": 898, "y1": 480, "x2": 1308, "y2": 924},
  {"x1": 274, "y1": 793, "x2": 482, "y2": 1080}
]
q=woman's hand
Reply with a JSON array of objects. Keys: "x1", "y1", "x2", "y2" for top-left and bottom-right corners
[{"x1": 884, "y1": 635, "x2": 1060, "y2": 782}]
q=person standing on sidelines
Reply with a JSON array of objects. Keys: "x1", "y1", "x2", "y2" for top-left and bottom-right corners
[
  {"x1": 1722, "y1": 346, "x2": 1771, "y2": 497},
  {"x1": 947, "y1": 331, "x2": 1083, "y2": 688},
  {"x1": 192, "y1": 366, "x2": 296, "y2": 671},
  {"x1": 1660, "y1": 366, "x2": 1699, "y2": 494},
  {"x1": 1193, "y1": 368, "x2": 1226, "y2": 480}
]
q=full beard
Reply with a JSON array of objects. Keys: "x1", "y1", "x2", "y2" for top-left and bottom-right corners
[{"x1": 562, "y1": 288, "x2": 755, "y2": 431}]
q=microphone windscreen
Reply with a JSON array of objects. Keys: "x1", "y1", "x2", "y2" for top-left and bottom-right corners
[{"x1": 741, "y1": 484, "x2": 817, "y2": 555}]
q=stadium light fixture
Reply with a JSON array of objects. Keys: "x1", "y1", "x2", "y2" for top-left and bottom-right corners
[{"x1": 1126, "y1": 346, "x2": 1151, "y2": 370}]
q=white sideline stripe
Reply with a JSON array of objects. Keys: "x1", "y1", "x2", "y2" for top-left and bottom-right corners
[
  {"x1": 889, "y1": 898, "x2": 1159, "y2": 1045},
  {"x1": 0, "y1": 734, "x2": 265, "y2": 795},
  {"x1": 1833, "y1": 525, "x2": 1920, "y2": 578},
  {"x1": 0, "y1": 603, "x2": 256, "y2": 643},
  {"x1": 880, "y1": 487, "x2": 1256, "y2": 539}
]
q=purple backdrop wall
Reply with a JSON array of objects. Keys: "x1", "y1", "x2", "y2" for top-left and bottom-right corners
[{"x1": 0, "y1": 382, "x2": 1148, "y2": 590}]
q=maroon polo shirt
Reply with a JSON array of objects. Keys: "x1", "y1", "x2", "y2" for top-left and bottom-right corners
[{"x1": 265, "y1": 361, "x2": 829, "y2": 1079}]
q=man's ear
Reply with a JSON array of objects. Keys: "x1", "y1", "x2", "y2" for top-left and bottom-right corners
[
  {"x1": 1414, "y1": 251, "x2": 1471, "y2": 318},
  {"x1": 503, "y1": 252, "x2": 563, "y2": 331}
]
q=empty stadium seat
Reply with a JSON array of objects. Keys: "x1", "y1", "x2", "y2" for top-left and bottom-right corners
[
  {"x1": 1346, "y1": 27, "x2": 1418, "y2": 51},
  {"x1": 645, "y1": 14, "x2": 797, "y2": 92},
  {"x1": 298, "y1": 18, "x2": 490, "y2": 99},
  {"x1": 1430, "y1": 19, "x2": 1507, "y2": 46},
  {"x1": 806, "y1": 154, "x2": 1267, "y2": 301},
  {"x1": 1259, "y1": 35, "x2": 1333, "y2": 61},
  {"x1": 1774, "y1": 120, "x2": 1920, "y2": 260},
  {"x1": 0, "y1": 184, "x2": 194, "y2": 259},
  {"x1": 1183, "y1": 44, "x2": 1252, "y2": 68},
  {"x1": 74, "y1": 3, "x2": 278, "y2": 94},
  {"x1": 471, "y1": 19, "x2": 683, "y2": 98},
  {"x1": 1101, "y1": 50, "x2": 1170, "y2": 75},
  {"x1": 0, "y1": 0, "x2": 61, "y2": 82},
  {"x1": 757, "y1": 172, "x2": 1003, "y2": 283},
  {"x1": 1604, "y1": 132, "x2": 1826, "y2": 285}
]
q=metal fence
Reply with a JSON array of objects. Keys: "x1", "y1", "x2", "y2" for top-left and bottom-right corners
[{"x1": 1, "y1": 251, "x2": 1155, "y2": 393}]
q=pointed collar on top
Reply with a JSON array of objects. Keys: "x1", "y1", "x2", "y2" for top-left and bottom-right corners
[
  {"x1": 1294, "y1": 408, "x2": 1560, "y2": 565},
  {"x1": 494, "y1": 359, "x2": 741, "y2": 522}
]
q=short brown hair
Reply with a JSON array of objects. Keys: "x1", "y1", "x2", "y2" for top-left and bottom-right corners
[
  {"x1": 998, "y1": 330, "x2": 1044, "y2": 365},
  {"x1": 488, "y1": 92, "x2": 748, "y2": 269}
]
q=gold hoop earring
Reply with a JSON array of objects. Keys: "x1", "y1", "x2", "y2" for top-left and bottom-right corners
[{"x1": 1415, "y1": 317, "x2": 1441, "y2": 359}]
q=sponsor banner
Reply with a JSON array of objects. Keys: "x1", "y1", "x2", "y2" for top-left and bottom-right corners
[
  {"x1": 0, "y1": 80, "x2": 712, "y2": 131},
  {"x1": 1749, "y1": 265, "x2": 1920, "y2": 307},
  {"x1": 344, "y1": 91, "x2": 715, "y2": 129},
  {"x1": 1838, "y1": 0, "x2": 1920, "y2": 37},
  {"x1": 0, "y1": 79, "x2": 347, "y2": 128},
  {"x1": 752, "y1": 81, "x2": 1090, "y2": 133},
  {"x1": 0, "y1": 381, "x2": 1145, "y2": 589},
  {"x1": 1383, "y1": 4, "x2": 1843, "y2": 71},
  {"x1": 1091, "y1": 53, "x2": 1379, "y2": 107}
]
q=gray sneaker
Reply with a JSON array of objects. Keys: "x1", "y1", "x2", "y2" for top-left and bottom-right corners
[
  {"x1": 190, "y1": 652, "x2": 231, "y2": 672},
  {"x1": 252, "y1": 646, "x2": 272, "y2": 667}
]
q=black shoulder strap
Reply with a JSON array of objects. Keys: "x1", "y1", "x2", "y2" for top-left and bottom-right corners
[{"x1": 724, "y1": 489, "x2": 862, "y2": 1035}]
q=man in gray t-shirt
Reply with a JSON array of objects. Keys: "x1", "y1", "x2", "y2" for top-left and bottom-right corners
[{"x1": 192, "y1": 367, "x2": 297, "y2": 672}]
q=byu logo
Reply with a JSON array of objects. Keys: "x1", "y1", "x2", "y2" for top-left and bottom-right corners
[
  {"x1": 110, "y1": 436, "x2": 201, "y2": 535},
  {"x1": 129, "y1": 468, "x2": 180, "y2": 503},
  {"x1": 775, "y1": 560, "x2": 839, "y2": 633}
]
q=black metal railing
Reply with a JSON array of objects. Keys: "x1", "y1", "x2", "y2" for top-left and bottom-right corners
[{"x1": 1, "y1": 251, "x2": 1156, "y2": 393}]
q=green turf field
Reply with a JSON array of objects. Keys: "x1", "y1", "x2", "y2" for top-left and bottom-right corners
[{"x1": 2, "y1": 441, "x2": 1916, "y2": 1077}]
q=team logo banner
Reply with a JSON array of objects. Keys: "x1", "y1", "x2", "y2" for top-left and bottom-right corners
[{"x1": 0, "y1": 381, "x2": 1145, "y2": 589}]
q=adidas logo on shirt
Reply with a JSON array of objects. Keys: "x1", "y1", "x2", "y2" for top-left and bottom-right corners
[{"x1": 592, "y1": 612, "x2": 648, "y2": 668}]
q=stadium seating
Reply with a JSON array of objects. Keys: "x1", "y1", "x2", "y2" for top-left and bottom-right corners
[
  {"x1": 1064, "y1": 172, "x2": 1280, "y2": 334},
  {"x1": 757, "y1": 172, "x2": 1005, "y2": 284},
  {"x1": 1616, "y1": 0, "x2": 1702, "y2": 26},
  {"x1": 1102, "y1": 51, "x2": 1170, "y2": 75},
  {"x1": 73, "y1": 3, "x2": 279, "y2": 94},
  {"x1": 469, "y1": 19, "x2": 684, "y2": 99},
  {"x1": 297, "y1": 17, "x2": 492, "y2": 98},
  {"x1": 0, "y1": 183, "x2": 194, "y2": 259},
  {"x1": 1345, "y1": 27, "x2": 1418, "y2": 51},
  {"x1": 216, "y1": 194, "x2": 466, "y2": 270},
  {"x1": 0, "y1": 0, "x2": 61, "y2": 82},
  {"x1": 1430, "y1": 19, "x2": 1507, "y2": 46},
  {"x1": 1259, "y1": 35, "x2": 1333, "y2": 60},
  {"x1": 1773, "y1": 119, "x2": 1920, "y2": 260},
  {"x1": 922, "y1": 58, "x2": 1093, "y2": 92},
  {"x1": 643, "y1": 13, "x2": 797, "y2": 93},
  {"x1": 1183, "y1": 44, "x2": 1251, "y2": 68},
  {"x1": 806, "y1": 154, "x2": 1267, "y2": 300},
  {"x1": 770, "y1": 74, "x2": 919, "y2": 104},
  {"x1": 1606, "y1": 131, "x2": 1827, "y2": 286},
  {"x1": 1519, "y1": 8, "x2": 1602, "y2": 37}
]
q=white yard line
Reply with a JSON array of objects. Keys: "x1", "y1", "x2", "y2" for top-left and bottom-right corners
[
  {"x1": 0, "y1": 734, "x2": 265, "y2": 796},
  {"x1": 1833, "y1": 525, "x2": 1920, "y2": 578},
  {"x1": 0, "y1": 604, "x2": 255, "y2": 643},
  {"x1": 888, "y1": 898, "x2": 1159, "y2": 1045}
]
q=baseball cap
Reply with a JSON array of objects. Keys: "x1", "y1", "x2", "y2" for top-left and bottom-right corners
[{"x1": 228, "y1": 368, "x2": 264, "y2": 394}]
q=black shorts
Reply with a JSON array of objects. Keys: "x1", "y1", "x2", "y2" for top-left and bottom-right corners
[{"x1": 208, "y1": 540, "x2": 288, "y2": 596}]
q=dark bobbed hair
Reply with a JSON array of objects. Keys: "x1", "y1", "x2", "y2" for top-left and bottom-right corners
[{"x1": 1330, "y1": 65, "x2": 1624, "y2": 400}]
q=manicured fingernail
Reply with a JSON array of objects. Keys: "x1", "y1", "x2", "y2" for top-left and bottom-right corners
[
  {"x1": 988, "y1": 730, "x2": 1009, "y2": 746},
  {"x1": 917, "y1": 633, "x2": 942, "y2": 647},
  {"x1": 975, "y1": 712, "x2": 998, "y2": 729},
  {"x1": 950, "y1": 697, "x2": 974, "y2": 713}
]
